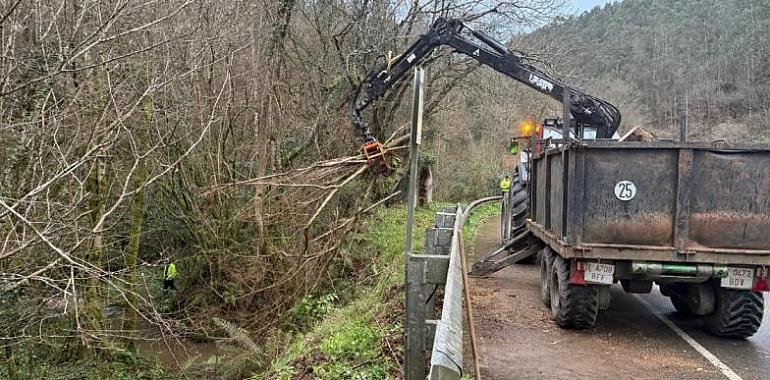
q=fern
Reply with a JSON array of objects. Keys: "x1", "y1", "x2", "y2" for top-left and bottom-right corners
[{"x1": 213, "y1": 317, "x2": 261, "y2": 354}]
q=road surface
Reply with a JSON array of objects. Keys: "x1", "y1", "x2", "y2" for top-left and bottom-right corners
[{"x1": 465, "y1": 218, "x2": 769, "y2": 380}]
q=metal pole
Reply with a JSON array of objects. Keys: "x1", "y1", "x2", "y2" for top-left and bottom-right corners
[
  {"x1": 680, "y1": 94, "x2": 689, "y2": 143},
  {"x1": 405, "y1": 67, "x2": 426, "y2": 380},
  {"x1": 405, "y1": 66, "x2": 425, "y2": 255},
  {"x1": 562, "y1": 87, "x2": 571, "y2": 143},
  {"x1": 562, "y1": 87, "x2": 571, "y2": 242}
]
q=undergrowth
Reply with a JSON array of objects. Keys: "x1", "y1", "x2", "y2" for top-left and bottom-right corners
[
  {"x1": 258, "y1": 200, "x2": 501, "y2": 379},
  {"x1": 0, "y1": 354, "x2": 176, "y2": 380}
]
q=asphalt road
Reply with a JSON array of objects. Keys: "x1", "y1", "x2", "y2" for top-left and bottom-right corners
[{"x1": 465, "y1": 218, "x2": 770, "y2": 380}]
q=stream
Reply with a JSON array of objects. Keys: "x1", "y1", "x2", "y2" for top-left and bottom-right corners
[{"x1": 105, "y1": 304, "x2": 219, "y2": 369}]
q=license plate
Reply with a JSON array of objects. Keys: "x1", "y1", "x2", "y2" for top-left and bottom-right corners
[
  {"x1": 721, "y1": 267, "x2": 754, "y2": 290},
  {"x1": 584, "y1": 263, "x2": 615, "y2": 285}
]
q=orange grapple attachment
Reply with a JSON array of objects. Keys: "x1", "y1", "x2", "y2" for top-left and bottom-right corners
[{"x1": 362, "y1": 140, "x2": 389, "y2": 174}]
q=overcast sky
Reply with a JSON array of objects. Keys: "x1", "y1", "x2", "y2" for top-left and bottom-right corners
[{"x1": 572, "y1": 0, "x2": 616, "y2": 13}]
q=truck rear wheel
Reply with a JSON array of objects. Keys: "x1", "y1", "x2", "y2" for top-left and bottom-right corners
[
  {"x1": 703, "y1": 286, "x2": 763, "y2": 339},
  {"x1": 549, "y1": 256, "x2": 598, "y2": 329},
  {"x1": 540, "y1": 247, "x2": 554, "y2": 306}
]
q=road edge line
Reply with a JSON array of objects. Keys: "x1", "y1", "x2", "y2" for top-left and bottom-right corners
[{"x1": 634, "y1": 295, "x2": 743, "y2": 380}]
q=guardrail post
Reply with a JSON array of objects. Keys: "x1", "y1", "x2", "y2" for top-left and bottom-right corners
[
  {"x1": 406, "y1": 254, "x2": 427, "y2": 379},
  {"x1": 424, "y1": 227, "x2": 437, "y2": 350},
  {"x1": 435, "y1": 207, "x2": 457, "y2": 254}
]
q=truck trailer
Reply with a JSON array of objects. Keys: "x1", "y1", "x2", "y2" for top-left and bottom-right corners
[{"x1": 505, "y1": 140, "x2": 769, "y2": 338}]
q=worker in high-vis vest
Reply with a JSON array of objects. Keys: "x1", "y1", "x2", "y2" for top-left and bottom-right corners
[
  {"x1": 163, "y1": 260, "x2": 177, "y2": 291},
  {"x1": 509, "y1": 139, "x2": 519, "y2": 155},
  {"x1": 499, "y1": 175, "x2": 511, "y2": 194}
]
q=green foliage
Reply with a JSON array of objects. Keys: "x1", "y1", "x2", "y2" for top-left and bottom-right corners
[
  {"x1": 259, "y1": 203, "x2": 447, "y2": 379},
  {"x1": 463, "y1": 201, "x2": 502, "y2": 237},
  {"x1": 0, "y1": 354, "x2": 175, "y2": 380},
  {"x1": 320, "y1": 320, "x2": 379, "y2": 361},
  {"x1": 268, "y1": 361, "x2": 297, "y2": 380},
  {"x1": 312, "y1": 361, "x2": 392, "y2": 380},
  {"x1": 463, "y1": 201, "x2": 502, "y2": 254},
  {"x1": 363, "y1": 203, "x2": 446, "y2": 257},
  {"x1": 288, "y1": 293, "x2": 338, "y2": 332},
  {"x1": 419, "y1": 150, "x2": 437, "y2": 168},
  {"x1": 755, "y1": 130, "x2": 770, "y2": 144}
]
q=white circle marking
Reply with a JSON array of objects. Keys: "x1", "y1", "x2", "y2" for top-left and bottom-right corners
[{"x1": 614, "y1": 180, "x2": 637, "y2": 201}]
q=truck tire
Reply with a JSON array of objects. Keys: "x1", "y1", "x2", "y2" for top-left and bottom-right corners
[
  {"x1": 501, "y1": 173, "x2": 537, "y2": 264},
  {"x1": 540, "y1": 247, "x2": 554, "y2": 306},
  {"x1": 703, "y1": 287, "x2": 763, "y2": 339},
  {"x1": 509, "y1": 175, "x2": 527, "y2": 231},
  {"x1": 549, "y1": 255, "x2": 599, "y2": 329},
  {"x1": 500, "y1": 173, "x2": 528, "y2": 242}
]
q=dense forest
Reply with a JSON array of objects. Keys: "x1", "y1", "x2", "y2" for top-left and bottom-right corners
[
  {"x1": 0, "y1": 1, "x2": 561, "y2": 378},
  {"x1": 519, "y1": 0, "x2": 770, "y2": 141},
  {"x1": 0, "y1": 0, "x2": 768, "y2": 378}
]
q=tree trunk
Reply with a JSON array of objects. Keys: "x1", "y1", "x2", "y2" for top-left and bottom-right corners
[
  {"x1": 124, "y1": 97, "x2": 151, "y2": 353},
  {"x1": 418, "y1": 167, "x2": 433, "y2": 207},
  {"x1": 253, "y1": 0, "x2": 295, "y2": 255},
  {"x1": 4, "y1": 346, "x2": 18, "y2": 380},
  {"x1": 81, "y1": 154, "x2": 107, "y2": 357},
  {"x1": 254, "y1": 105, "x2": 269, "y2": 256},
  {"x1": 124, "y1": 159, "x2": 145, "y2": 353}
]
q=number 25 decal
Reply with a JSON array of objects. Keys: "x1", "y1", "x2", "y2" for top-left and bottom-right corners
[{"x1": 614, "y1": 180, "x2": 637, "y2": 201}]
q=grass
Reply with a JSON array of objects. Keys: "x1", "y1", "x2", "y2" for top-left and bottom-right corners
[
  {"x1": 462, "y1": 201, "x2": 501, "y2": 255},
  {"x1": 258, "y1": 200, "x2": 502, "y2": 379}
]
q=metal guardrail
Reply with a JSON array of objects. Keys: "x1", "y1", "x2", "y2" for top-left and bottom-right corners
[
  {"x1": 462, "y1": 196, "x2": 503, "y2": 223},
  {"x1": 405, "y1": 196, "x2": 501, "y2": 379}
]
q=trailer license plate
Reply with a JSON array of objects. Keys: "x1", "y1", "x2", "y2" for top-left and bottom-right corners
[
  {"x1": 585, "y1": 263, "x2": 615, "y2": 285},
  {"x1": 721, "y1": 267, "x2": 754, "y2": 290}
]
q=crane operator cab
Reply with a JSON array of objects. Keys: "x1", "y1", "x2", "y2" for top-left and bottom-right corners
[
  {"x1": 536, "y1": 118, "x2": 621, "y2": 152},
  {"x1": 517, "y1": 117, "x2": 620, "y2": 180},
  {"x1": 541, "y1": 118, "x2": 597, "y2": 140}
]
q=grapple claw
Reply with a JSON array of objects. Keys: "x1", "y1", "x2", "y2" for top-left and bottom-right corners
[{"x1": 362, "y1": 140, "x2": 389, "y2": 174}]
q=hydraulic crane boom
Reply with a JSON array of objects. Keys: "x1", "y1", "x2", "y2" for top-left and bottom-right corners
[{"x1": 352, "y1": 17, "x2": 621, "y2": 145}]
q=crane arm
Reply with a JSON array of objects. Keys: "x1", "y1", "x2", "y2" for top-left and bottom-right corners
[{"x1": 352, "y1": 17, "x2": 621, "y2": 143}]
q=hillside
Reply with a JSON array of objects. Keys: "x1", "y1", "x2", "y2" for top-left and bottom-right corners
[{"x1": 520, "y1": 0, "x2": 770, "y2": 141}]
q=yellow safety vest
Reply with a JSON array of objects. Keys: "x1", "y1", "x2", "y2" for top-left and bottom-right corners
[
  {"x1": 500, "y1": 178, "x2": 511, "y2": 192},
  {"x1": 164, "y1": 263, "x2": 177, "y2": 280}
]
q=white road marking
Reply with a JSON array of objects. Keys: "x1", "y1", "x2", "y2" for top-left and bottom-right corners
[{"x1": 635, "y1": 295, "x2": 743, "y2": 380}]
